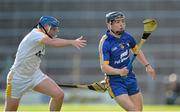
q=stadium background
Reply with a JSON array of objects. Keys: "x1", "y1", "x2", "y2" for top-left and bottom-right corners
[{"x1": 0, "y1": 0, "x2": 180, "y2": 107}]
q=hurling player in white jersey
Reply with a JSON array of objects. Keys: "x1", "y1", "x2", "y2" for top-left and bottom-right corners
[{"x1": 4, "y1": 16, "x2": 87, "y2": 111}]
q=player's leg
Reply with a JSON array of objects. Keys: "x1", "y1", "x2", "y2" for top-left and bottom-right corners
[
  {"x1": 4, "y1": 71, "x2": 21, "y2": 111},
  {"x1": 127, "y1": 75, "x2": 143, "y2": 111},
  {"x1": 33, "y1": 77, "x2": 64, "y2": 111},
  {"x1": 129, "y1": 92, "x2": 143, "y2": 111},
  {"x1": 4, "y1": 97, "x2": 20, "y2": 111},
  {"x1": 106, "y1": 77, "x2": 136, "y2": 111},
  {"x1": 114, "y1": 94, "x2": 136, "y2": 111}
]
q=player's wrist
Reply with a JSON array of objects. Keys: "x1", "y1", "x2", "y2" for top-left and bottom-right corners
[{"x1": 145, "y1": 63, "x2": 150, "y2": 67}]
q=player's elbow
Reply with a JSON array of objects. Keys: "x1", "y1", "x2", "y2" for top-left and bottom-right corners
[{"x1": 101, "y1": 64, "x2": 107, "y2": 73}]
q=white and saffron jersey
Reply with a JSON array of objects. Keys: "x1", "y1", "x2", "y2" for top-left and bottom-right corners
[{"x1": 11, "y1": 29, "x2": 46, "y2": 76}]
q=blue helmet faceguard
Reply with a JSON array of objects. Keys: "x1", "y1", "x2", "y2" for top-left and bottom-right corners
[
  {"x1": 106, "y1": 11, "x2": 125, "y2": 23},
  {"x1": 38, "y1": 16, "x2": 60, "y2": 28},
  {"x1": 36, "y1": 16, "x2": 60, "y2": 38}
]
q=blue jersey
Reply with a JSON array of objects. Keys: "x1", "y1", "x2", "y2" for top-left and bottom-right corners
[
  {"x1": 99, "y1": 31, "x2": 139, "y2": 98},
  {"x1": 99, "y1": 31, "x2": 136, "y2": 72}
]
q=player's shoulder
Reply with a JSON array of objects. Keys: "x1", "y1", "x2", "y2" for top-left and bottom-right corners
[
  {"x1": 100, "y1": 34, "x2": 112, "y2": 44},
  {"x1": 123, "y1": 31, "x2": 133, "y2": 38},
  {"x1": 122, "y1": 31, "x2": 135, "y2": 40},
  {"x1": 100, "y1": 34, "x2": 109, "y2": 42},
  {"x1": 23, "y1": 29, "x2": 46, "y2": 43},
  {"x1": 31, "y1": 29, "x2": 46, "y2": 39},
  {"x1": 31, "y1": 29, "x2": 45, "y2": 35},
  {"x1": 99, "y1": 34, "x2": 110, "y2": 47}
]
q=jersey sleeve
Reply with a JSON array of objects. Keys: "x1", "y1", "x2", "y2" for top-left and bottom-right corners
[{"x1": 99, "y1": 37, "x2": 110, "y2": 65}]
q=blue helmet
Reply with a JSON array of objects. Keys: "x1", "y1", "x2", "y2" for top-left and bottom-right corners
[
  {"x1": 38, "y1": 16, "x2": 60, "y2": 28},
  {"x1": 106, "y1": 11, "x2": 125, "y2": 23}
]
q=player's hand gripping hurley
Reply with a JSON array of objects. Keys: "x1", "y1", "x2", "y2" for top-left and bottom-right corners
[{"x1": 127, "y1": 19, "x2": 157, "y2": 70}]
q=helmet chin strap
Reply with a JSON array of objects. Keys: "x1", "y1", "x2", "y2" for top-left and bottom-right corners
[
  {"x1": 111, "y1": 29, "x2": 124, "y2": 36},
  {"x1": 46, "y1": 25, "x2": 58, "y2": 38},
  {"x1": 38, "y1": 23, "x2": 53, "y2": 39}
]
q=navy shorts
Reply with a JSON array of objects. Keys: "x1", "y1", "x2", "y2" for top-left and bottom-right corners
[{"x1": 106, "y1": 73, "x2": 140, "y2": 98}]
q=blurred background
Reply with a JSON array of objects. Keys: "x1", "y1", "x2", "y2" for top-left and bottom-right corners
[{"x1": 0, "y1": 0, "x2": 180, "y2": 105}]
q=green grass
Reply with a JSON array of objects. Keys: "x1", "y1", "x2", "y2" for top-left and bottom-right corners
[{"x1": 1, "y1": 104, "x2": 180, "y2": 111}]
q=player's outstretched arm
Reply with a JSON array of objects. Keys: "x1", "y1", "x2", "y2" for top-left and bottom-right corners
[
  {"x1": 136, "y1": 50, "x2": 156, "y2": 80},
  {"x1": 41, "y1": 36, "x2": 87, "y2": 49}
]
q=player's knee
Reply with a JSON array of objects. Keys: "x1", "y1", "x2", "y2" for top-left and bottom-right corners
[
  {"x1": 134, "y1": 106, "x2": 143, "y2": 112},
  {"x1": 123, "y1": 104, "x2": 136, "y2": 111},
  {"x1": 52, "y1": 90, "x2": 64, "y2": 101},
  {"x1": 128, "y1": 105, "x2": 136, "y2": 111},
  {"x1": 128, "y1": 105, "x2": 142, "y2": 112},
  {"x1": 5, "y1": 97, "x2": 20, "y2": 111}
]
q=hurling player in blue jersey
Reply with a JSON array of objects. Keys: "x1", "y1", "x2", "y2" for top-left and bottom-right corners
[{"x1": 99, "y1": 11, "x2": 156, "y2": 111}]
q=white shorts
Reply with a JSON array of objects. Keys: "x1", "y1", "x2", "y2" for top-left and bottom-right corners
[{"x1": 6, "y1": 69, "x2": 48, "y2": 99}]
